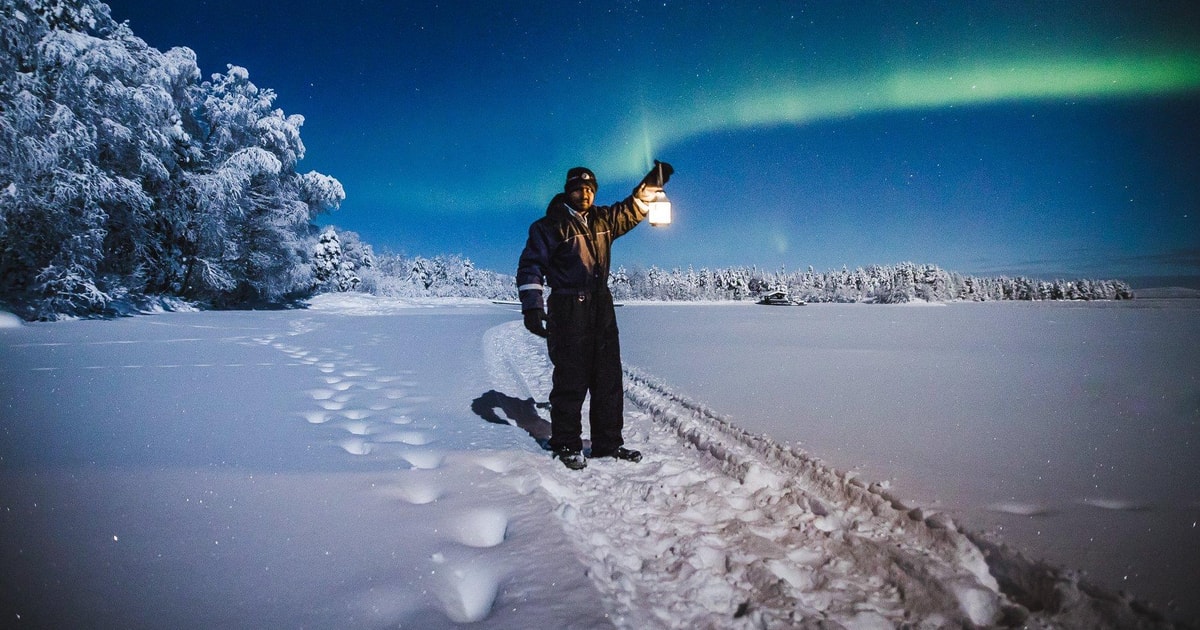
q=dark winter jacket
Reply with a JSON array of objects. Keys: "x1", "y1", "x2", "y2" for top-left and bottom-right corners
[{"x1": 516, "y1": 191, "x2": 648, "y2": 312}]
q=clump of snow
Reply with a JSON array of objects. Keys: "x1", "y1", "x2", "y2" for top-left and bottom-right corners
[
  {"x1": 0, "y1": 310, "x2": 22, "y2": 327},
  {"x1": 1080, "y1": 498, "x2": 1149, "y2": 511},
  {"x1": 985, "y1": 502, "x2": 1055, "y2": 517},
  {"x1": 431, "y1": 562, "x2": 501, "y2": 623}
]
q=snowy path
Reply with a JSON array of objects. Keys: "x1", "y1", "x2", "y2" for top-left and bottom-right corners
[
  {"x1": 487, "y1": 321, "x2": 997, "y2": 627},
  {"x1": 484, "y1": 320, "x2": 1166, "y2": 629}
]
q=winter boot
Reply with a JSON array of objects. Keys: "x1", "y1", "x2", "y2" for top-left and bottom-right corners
[{"x1": 555, "y1": 449, "x2": 587, "y2": 470}]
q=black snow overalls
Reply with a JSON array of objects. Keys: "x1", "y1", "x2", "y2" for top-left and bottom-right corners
[{"x1": 516, "y1": 191, "x2": 647, "y2": 454}]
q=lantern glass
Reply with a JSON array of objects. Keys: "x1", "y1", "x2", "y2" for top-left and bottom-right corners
[{"x1": 648, "y1": 190, "x2": 671, "y2": 226}]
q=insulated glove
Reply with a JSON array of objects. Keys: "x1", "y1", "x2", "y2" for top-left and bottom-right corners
[
  {"x1": 641, "y1": 160, "x2": 674, "y2": 187},
  {"x1": 523, "y1": 309, "x2": 548, "y2": 338}
]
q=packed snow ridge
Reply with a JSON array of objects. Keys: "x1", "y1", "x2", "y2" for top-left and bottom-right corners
[{"x1": 484, "y1": 321, "x2": 1173, "y2": 629}]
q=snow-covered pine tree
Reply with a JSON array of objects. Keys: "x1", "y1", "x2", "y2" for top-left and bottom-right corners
[
  {"x1": 312, "y1": 228, "x2": 361, "y2": 292},
  {"x1": 609, "y1": 265, "x2": 631, "y2": 300}
]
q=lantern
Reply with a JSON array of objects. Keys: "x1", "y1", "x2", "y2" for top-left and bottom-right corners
[
  {"x1": 647, "y1": 162, "x2": 671, "y2": 227},
  {"x1": 648, "y1": 189, "x2": 671, "y2": 226}
]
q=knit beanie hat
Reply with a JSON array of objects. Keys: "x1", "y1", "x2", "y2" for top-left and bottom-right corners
[{"x1": 564, "y1": 167, "x2": 598, "y2": 192}]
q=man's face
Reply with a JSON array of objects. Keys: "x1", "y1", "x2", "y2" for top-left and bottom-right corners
[{"x1": 568, "y1": 185, "x2": 595, "y2": 212}]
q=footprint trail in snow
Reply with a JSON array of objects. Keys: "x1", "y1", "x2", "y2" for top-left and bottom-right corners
[{"x1": 249, "y1": 322, "x2": 516, "y2": 625}]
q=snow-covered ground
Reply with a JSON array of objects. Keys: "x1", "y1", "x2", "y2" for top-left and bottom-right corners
[
  {"x1": 618, "y1": 299, "x2": 1200, "y2": 627},
  {"x1": 0, "y1": 295, "x2": 1194, "y2": 628}
]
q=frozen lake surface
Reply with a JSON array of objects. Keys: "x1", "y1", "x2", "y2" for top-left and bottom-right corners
[
  {"x1": 620, "y1": 299, "x2": 1200, "y2": 622},
  {"x1": 1, "y1": 296, "x2": 1195, "y2": 627}
]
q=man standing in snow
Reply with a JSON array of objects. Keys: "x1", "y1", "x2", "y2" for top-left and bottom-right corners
[{"x1": 517, "y1": 161, "x2": 673, "y2": 470}]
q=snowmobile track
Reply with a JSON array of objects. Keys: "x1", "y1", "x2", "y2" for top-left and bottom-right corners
[
  {"x1": 487, "y1": 321, "x2": 1009, "y2": 628},
  {"x1": 485, "y1": 320, "x2": 1178, "y2": 629}
]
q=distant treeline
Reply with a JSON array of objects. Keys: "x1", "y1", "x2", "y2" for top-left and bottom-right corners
[
  {"x1": 606, "y1": 263, "x2": 1133, "y2": 303},
  {"x1": 339, "y1": 248, "x2": 1131, "y2": 304},
  {"x1": 357, "y1": 249, "x2": 514, "y2": 301}
]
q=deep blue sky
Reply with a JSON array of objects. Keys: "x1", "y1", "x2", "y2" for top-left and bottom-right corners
[{"x1": 104, "y1": 1, "x2": 1200, "y2": 287}]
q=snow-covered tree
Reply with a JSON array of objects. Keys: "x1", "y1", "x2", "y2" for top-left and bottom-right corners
[
  {"x1": 312, "y1": 228, "x2": 362, "y2": 292},
  {"x1": 0, "y1": 1, "x2": 343, "y2": 317}
]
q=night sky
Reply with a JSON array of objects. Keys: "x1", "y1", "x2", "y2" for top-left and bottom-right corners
[{"x1": 103, "y1": 1, "x2": 1200, "y2": 287}]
